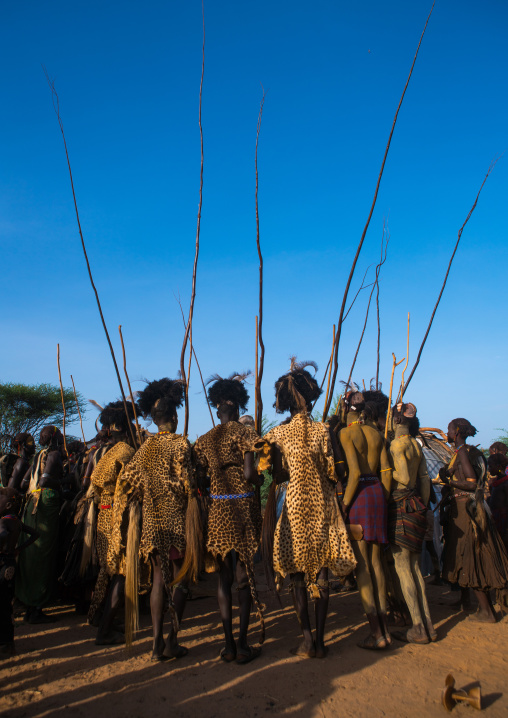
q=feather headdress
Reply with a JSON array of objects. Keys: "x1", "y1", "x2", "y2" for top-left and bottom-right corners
[
  {"x1": 206, "y1": 372, "x2": 252, "y2": 411},
  {"x1": 274, "y1": 357, "x2": 321, "y2": 414}
]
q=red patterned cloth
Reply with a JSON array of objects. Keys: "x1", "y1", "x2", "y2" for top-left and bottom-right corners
[{"x1": 348, "y1": 476, "x2": 388, "y2": 544}]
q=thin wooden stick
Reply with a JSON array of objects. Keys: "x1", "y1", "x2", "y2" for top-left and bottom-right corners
[
  {"x1": 397, "y1": 313, "x2": 410, "y2": 401},
  {"x1": 70, "y1": 374, "x2": 86, "y2": 444},
  {"x1": 255, "y1": 87, "x2": 266, "y2": 435},
  {"x1": 118, "y1": 326, "x2": 142, "y2": 448},
  {"x1": 311, "y1": 324, "x2": 336, "y2": 412},
  {"x1": 322, "y1": 325, "x2": 336, "y2": 415},
  {"x1": 177, "y1": 296, "x2": 214, "y2": 427},
  {"x1": 334, "y1": 393, "x2": 343, "y2": 416},
  {"x1": 375, "y1": 221, "x2": 388, "y2": 389},
  {"x1": 385, "y1": 353, "x2": 405, "y2": 439},
  {"x1": 315, "y1": 264, "x2": 374, "y2": 412},
  {"x1": 344, "y1": 230, "x2": 390, "y2": 395},
  {"x1": 180, "y1": 1, "x2": 205, "y2": 437},
  {"x1": 255, "y1": 316, "x2": 259, "y2": 431},
  {"x1": 343, "y1": 264, "x2": 374, "y2": 322},
  {"x1": 323, "y1": 2, "x2": 435, "y2": 420},
  {"x1": 56, "y1": 344, "x2": 68, "y2": 456},
  {"x1": 187, "y1": 320, "x2": 193, "y2": 407},
  {"x1": 43, "y1": 67, "x2": 137, "y2": 449},
  {"x1": 402, "y1": 157, "x2": 500, "y2": 396}
]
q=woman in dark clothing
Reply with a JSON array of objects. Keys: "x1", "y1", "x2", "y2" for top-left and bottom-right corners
[
  {"x1": 15, "y1": 426, "x2": 65, "y2": 623},
  {"x1": 440, "y1": 418, "x2": 508, "y2": 623}
]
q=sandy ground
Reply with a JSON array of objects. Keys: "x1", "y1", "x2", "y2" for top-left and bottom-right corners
[{"x1": 1, "y1": 571, "x2": 507, "y2": 718}]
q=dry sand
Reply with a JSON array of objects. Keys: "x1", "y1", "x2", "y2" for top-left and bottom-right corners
[{"x1": 1, "y1": 571, "x2": 507, "y2": 718}]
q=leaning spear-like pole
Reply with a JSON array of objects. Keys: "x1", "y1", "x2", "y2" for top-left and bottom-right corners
[
  {"x1": 177, "y1": 297, "x2": 214, "y2": 427},
  {"x1": 322, "y1": 1, "x2": 435, "y2": 420},
  {"x1": 70, "y1": 374, "x2": 86, "y2": 444},
  {"x1": 344, "y1": 229, "x2": 389, "y2": 394},
  {"x1": 43, "y1": 67, "x2": 137, "y2": 450},
  {"x1": 397, "y1": 313, "x2": 410, "y2": 401},
  {"x1": 56, "y1": 344, "x2": 68, "y2": 456},
  {"x1": 254, "y1": 87, "x2": 266, "y2": 435},
  {"x1": 402, "y1": 157, "x2": 499, "y2": 397},
  {"x1": 375, "y1": 220, "x2": 388, "y2": 389},
  {"x1": 385, "y1": 353, "x2": 405, "y2": 440},
  {"x1": 180, "y1": 1, "x2": 205, "y2": 437},
  {"x1": 118, "y1": 325, "x2": 143, "y2": 447}
]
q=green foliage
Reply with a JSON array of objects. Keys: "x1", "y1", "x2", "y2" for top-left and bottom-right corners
[
  {"x1": 312, "y1": 393, "x2": 341, "y2": 422},
  {"x1": 261, "y1": 415, "x2": 277, "y2": 435},
  {"x1": 494, "y1": 429, "x2": 508, "y2": 447},
  {"x1": 260, "y1": 469, "x2": 273, "y2": 507},
  {"x1": 0, "y1": 382, "x2": 87, "y2": 453}
]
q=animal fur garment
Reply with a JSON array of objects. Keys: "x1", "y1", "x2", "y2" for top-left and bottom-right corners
[
  {"x1": 119, "y1": 433, "x2": 194, "y2": 590},
  {"x1": 257, "y1": 413, "x2": 356, "y2": 597},
  {"x1": 193, "y1": 421, "x2": 265, "y2": 641}
]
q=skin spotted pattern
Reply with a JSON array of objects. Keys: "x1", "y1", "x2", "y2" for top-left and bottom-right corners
[
  {"x1": 88, "y1": 441, "x2": 135, "y2": 621},
  {"x1": 261, "y1": 413, "x2": 356, "y2": 590},
  {"x1": 193, "y1": 421, "x2": 261, "y2": 567},
  {"x1": 119, "y1": 433, "x2": 193, "y2": 588}
]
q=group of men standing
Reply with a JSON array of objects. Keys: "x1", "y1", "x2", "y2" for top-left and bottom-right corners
[{"x1": 1, "y1": 361, "x2": 508, "y2": 664}]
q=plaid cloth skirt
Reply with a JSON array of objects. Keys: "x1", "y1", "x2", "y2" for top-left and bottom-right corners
[
  {"x1": 387, "y1": 488, "x2": 427, "y2": 552},
  {"x1": 348, "y1": 477, "x2": 388, "y2": 544}
]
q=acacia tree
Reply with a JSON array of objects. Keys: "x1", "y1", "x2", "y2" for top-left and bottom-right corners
[{"x1": 0, "y1": 382, "x2": 87, "y2": 453}]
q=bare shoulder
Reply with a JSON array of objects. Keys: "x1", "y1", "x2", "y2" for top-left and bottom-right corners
[{"x1": 358, "y1": 424, "x2": 383, "y2": 445}]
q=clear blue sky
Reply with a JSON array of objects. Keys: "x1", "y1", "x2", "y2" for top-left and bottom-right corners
[{"x1": 1, "y1": 0, "x2": 507, "y2": 447}]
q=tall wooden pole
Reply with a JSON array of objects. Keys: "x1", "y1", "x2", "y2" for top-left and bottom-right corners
[
  {"x1": 385, "y1": 353, "x2": 405, "y2": 440},
  {"x1": 323, "y1": 2, "x2": 435, "y2": 420},
  {"x1": 180, "y1": 0, "x2": 205, "y2": 437},
  {"x1": 255, "y1": 315, "x2": 259, "y2": 431},
  {"x1": 402, "y1": 158, "x2": 499, "y2": 396},
  {"x1": 43, "y1": 68, "x2": 137, "y2": 449},
  {"x1": 70, "y1": 374, "x2": 86, "y2": 444},
  {"x1": 56, "y1": 344, "x2": 68, "y2": 455},
  {"x1": 118, "y1": 325, "x2": 142, "y2": 448},
  {"x1": 397, "y1": 313, "x2": 410, "y2": 401},
  {"x1": 255, "y1": 89, "x2": 266, "y2": 435}
]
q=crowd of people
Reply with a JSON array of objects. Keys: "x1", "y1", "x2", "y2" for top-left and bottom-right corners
[{"x1": 1, "y1": 361, "x2": 508, "y2": 666}]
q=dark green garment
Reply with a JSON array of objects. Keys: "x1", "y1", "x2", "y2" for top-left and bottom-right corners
[{"x1": 16, "y1": 488, "x2": 61, "y2": 608}]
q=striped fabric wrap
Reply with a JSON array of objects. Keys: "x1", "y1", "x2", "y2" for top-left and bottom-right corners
[{"x1": 388, "y1": 488, "x2": 427, "y2": 553}]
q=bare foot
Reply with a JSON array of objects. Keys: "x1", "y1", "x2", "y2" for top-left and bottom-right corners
[
  {"x1": 469, "y1": 610, "x2": 497, "y2": 624},
  {"x1": 236, "y1": 646, "x2": 261, "y2": 665},
  {"x1": 357, "y1": 634, "x2": 387, "y2": 650},
  {"x1": 290, "y1": 641, "x2": 316, "y2": 658},
  {"x1": 315, "y1": 643, "x2": 328, "y2": 659},
  {"x1": 161, "y1": 644, "x2": 189, "y2": 660}
]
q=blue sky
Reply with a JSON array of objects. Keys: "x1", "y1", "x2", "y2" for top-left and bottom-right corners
[{"x1": 1, "y1": 0, "x2": 507, "y2": 447}]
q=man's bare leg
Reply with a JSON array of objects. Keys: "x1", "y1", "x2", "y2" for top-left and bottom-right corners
[
  {"x1": 162, "y1": 557, "x2": 189, "y2": 659},
  {"x1": 314, "y1": 567, "x2": 329, "y2": 658},
  {"x1": 370, "y1": 543, "x2": 391, "y2": 644},
  {"x1": 290, "y1": 571, "x2": 315, "y2": 657},
  {"x1": 217, "y1": 553, "x2": 236, "y2": 660},
  {"x1": 411, "y1": 551, "x2": 436, "y2": 640},
  {"x1": 392, "y1": 546, "x2": 428, "y2": 644},
  {"x1": 96, "y1": 575, "x2": 125, "y2": 645},
  {"x1": 150, "y1": 554, "x2": 165, "y2": 659},
  {"x1": 472, "y1": 589, "x2": 497, "y2": 623},
  {"x1": 353, "y1": 540, "x2": 386, "y2": 649},
  {"x1": 235, "y1": 558, "x2": 251, "y2": 654}
]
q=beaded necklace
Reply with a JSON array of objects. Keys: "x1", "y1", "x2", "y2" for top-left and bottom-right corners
[
  {"x1": 156, "y1": 430, "x2": 173, "y2": 436},
  {"x1": 348, "y1": 421, "x2": 360, "y2": 427}
]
